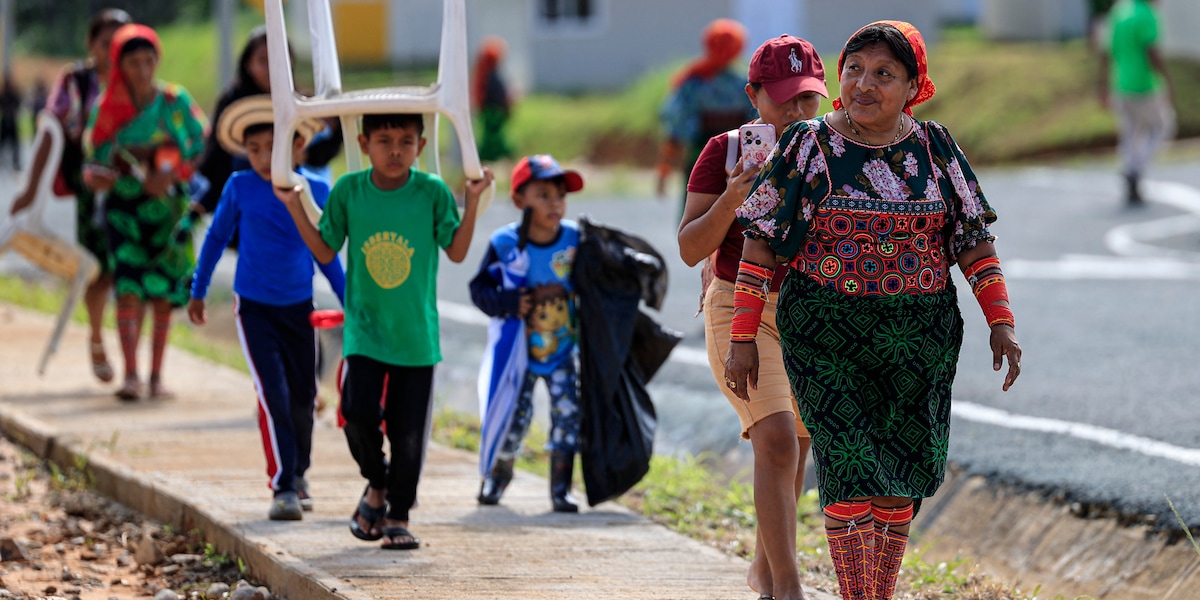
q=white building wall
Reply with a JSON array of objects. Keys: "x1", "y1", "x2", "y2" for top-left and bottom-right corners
[
  {"x1": 803, "y1": 0, "x2": 943, "y2": 54},
  {"x1": 980, "y1": 0, "x2": 1087, "y2": 40},
  {"x1": 525, "y1": 0, "x2": 729, "y2": 92},
  {"x1": 359, "y1": 0, "x2": 953, "y2": 93},
  {"x1": 1161, "y1": 0, "x2": 1200, "y2": 59},
  {"x1": 387, "y1": 0, "x2": 444, "y2": 64}
]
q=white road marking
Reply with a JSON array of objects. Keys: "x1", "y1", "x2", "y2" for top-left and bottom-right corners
[
  {"x1": 1007, "y1": 173, "x2": 1200, "y2": 279},
  {"x1": 952, "y1": 401, "x2": 1200, "y2": 468},
  {"x1": 1006, "y1": 254, "x2": 1200, "y2": 279}
]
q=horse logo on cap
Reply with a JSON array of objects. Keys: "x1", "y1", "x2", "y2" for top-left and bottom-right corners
[{"x1": 789, "y1": 48, "x2": 803, "y2": 73}]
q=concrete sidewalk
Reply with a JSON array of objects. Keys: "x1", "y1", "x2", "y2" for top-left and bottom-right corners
[{"x1": 0, "y1": 303, "x2": 836, "y2": 600}]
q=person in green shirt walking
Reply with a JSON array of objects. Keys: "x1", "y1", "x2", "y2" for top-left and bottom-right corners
[
  {"x1": 1098, "y1": 0, "x2": 1176, "y2": 204},
  {"x1": 278, "y1": 112, "x2": 494, "y2": 551}
]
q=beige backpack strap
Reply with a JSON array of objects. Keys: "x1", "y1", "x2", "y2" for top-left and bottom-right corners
[{"x1": 724, "y1": 129, "x2": 739, "y2": 175}]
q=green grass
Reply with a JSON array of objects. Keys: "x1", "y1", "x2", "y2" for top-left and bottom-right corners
[{"x1": 0, "y1": 274, "x2": 244, "y2": 374}]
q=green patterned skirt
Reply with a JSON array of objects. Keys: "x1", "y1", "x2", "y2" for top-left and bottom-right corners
[
  {"x1": 62, "y1": 168, "x2": 113, "y2": 275},
  {"x1": 777, "y1": 272, "x2": 963, "y2": 508},
  {"x1": 104, "y1": 183, "x2": 194, "y2": 307}
]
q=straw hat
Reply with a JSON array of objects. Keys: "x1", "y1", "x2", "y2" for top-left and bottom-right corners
[{"x1": 216, "y1": 94, "x2": 325, "y2": 156}]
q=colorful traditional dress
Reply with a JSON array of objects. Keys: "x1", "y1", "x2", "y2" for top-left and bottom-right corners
[
  {"x1": 737, "y1": 115, "x2": 996, "y2": 507},
  {"x1": 85, "y1": 83, "x2": 207, "y2": 305}
]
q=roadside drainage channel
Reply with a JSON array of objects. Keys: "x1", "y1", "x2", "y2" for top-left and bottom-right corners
[{"x1": 914, "y1": 464, "x2": 1200, "y2": 599}]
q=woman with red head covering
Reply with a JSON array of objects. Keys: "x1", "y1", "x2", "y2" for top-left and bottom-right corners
[
  {"x1": 84, "y1": 24, "x2": 209, "y2": 401},
  {"x1": 472, "y1": 36, "x2": 514, "y2": 162},
  {"x1": 657, "y1": 18, "x2": 756, "y2": 210},
  {"x1": 724, "y1": 22, "x2": 1022, "y2": 599}
]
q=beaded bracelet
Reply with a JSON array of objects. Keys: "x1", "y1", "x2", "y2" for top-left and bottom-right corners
[{"x1": 730, "y1": 260, "x2": 773, "y2": 342}]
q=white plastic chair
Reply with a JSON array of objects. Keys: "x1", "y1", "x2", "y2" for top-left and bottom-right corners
[
  {"x1": 262, "y1": 0, "x2": 494, "y2": 222},
  {"x1": 0, "y1": 112, "x2": 100, "y2": 375}
]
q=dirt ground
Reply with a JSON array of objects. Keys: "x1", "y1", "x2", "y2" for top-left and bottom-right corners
[{"x1": 0, "y1": 434, "x2": 266, "y2": 600}]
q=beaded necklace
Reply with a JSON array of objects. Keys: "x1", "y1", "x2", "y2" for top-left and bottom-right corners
[{"x1": 843, "y1": 107, "x2": 906, "y2": 146}]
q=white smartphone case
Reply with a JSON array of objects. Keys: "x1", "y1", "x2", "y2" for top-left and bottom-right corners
[{"x1": 739, "y1": 123, "x2": 776, "y2": 169}]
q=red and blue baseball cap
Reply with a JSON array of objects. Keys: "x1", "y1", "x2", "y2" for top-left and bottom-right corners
[{"x1": 511, "y1": 154, "x2": 584, "y2": 196}]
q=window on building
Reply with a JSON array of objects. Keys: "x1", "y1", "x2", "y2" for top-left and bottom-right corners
[{"x1": 538, "y1": 0, "x2": 593, "y2": 24}]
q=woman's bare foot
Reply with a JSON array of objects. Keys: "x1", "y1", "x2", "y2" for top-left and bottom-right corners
[
  {"x1": 148, "y1": 376, "x2": 175, "y2": 400},
  {"x1": 90, "y1": 341, "x2": 114, "y2": 383},
  {"x1": 115, "y1": 375, "x2": 141, "y2": 401},
  {"x1": 747, "y1": 554, "x2": 773, "y2": 598}
]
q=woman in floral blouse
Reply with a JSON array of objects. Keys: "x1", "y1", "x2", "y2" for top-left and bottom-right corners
[
  {"x1": 84, "y1": 24, "x2": 208, "y2": 401},
  {"x1": 723, "y1": 22, "x2": 1022, "y2": 600}
]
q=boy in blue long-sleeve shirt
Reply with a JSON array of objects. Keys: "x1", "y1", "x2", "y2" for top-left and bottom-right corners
[{"x1": 187, "y1": 97, "x2": 345, "y2": 521}]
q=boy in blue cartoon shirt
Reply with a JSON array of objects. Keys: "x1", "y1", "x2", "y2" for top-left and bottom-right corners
[{"x1": 470, "y1": 154, "x2": 583, "y2": 512}]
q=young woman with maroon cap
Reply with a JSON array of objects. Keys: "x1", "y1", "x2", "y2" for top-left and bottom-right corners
[{"x1": 678, "y1": 34, "x2": 827, "y2": 600}]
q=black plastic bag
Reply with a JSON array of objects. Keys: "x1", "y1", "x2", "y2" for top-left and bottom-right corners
[{"x1": 574, "y1": 216, "x2": 682, "y2": 506}]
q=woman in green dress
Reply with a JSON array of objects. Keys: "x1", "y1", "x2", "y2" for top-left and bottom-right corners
[
  {"x1": 723, "y1": 21, "x2": 1022, "y2": 600},
  {"x1": 84, "y1": 24, "x2": 208, "y2": 401}
]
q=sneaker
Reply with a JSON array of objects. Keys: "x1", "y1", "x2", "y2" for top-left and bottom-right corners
[
  {"x1": 269, "y1": 492, "x2": 304, "y2": 521},
  {"x1": 296, "y1": 478, "x2": 314, "y2": 512}
]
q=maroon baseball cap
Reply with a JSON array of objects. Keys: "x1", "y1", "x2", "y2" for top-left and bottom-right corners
[
  {"x1": 748, "y1": 35, "x2": 828, "y2": 104},
  {"x1": 511, "y1": 155, "x2": 584, "y2": 196}
]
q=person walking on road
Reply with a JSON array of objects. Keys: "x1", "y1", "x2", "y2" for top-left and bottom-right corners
[
  {"x1": 657, "y1": 18, "x2": 756, "y2": 210},
  {"x1": 276, "y1": 113, "x2": 494, "y2": 551},
  {"x1": 1098, "y1": 0, "x2": 1175, "y2": 205},
  {"x1": 677, "y1": 34, "x2": 827, "y2": 600},
  {"x1": 471, "y1": 36, "x2": 515, "y2": 162},
  {"x1": 724, "y1": 21, "x2": 1023, "y2": 600},
  {"x1": 470, "y1": 154, "x2": 585, "y2": 513},
  {"x1": 187, "y1": 96, "x2": 346, "y2": 522},
  {"x1": 84, "y1": 23, "x2": 209, "y2": 401},
  {"x1": 9, "y1": 8, "x2": 133, "y2": 385}
]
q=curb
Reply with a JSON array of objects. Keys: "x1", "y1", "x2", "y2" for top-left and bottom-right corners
[{"x1": 0, "y1": 404, "x2": 367, "y2": 600}]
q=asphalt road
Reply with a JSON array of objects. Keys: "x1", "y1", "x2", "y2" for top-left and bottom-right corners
[{"x1": 4, "y1": 150, "x2": 1199, "y2": 529}]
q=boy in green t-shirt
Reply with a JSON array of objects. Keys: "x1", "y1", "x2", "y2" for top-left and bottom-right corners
[
  {"x1": 1098, "y1": 0, "x2": 1176, "y2": 204},
  {"x1": 278, "y1": 113, "x2": 494, "y2": 550}
]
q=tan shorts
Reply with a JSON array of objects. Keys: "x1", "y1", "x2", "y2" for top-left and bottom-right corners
[{"x1": 703, "y1": 277, "x2": 809, "y2": 440}]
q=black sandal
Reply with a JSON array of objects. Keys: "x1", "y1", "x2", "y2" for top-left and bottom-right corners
[
  {"x1": 349, "y1": 492, "x2": 386, "y2": 541},
  {"x1": 380, "y1": 526, "x2": 420, "y2": 550}
]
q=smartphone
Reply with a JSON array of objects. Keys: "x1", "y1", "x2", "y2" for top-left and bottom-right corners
[{"x1": 739, "y1": 123, "x2": 776, "y2": 170}]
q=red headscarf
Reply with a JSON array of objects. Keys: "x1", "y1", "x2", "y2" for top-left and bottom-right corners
[
  {"x1": 831, "y1": 20, "x2": 936, "y2": 116},
  {"x1": 89, "y1": 24, "x2": 162, "y2": 149},
  {"x1": 670, "y1": 18, "x2": 747, "y2": 88},
  {"x1": 471, "y1": 36, "x2": 507, "y2": 110}
]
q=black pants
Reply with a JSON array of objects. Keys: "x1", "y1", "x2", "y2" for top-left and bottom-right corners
[
  {"x1": 339, "y1": 355, "x2": 434, "y2": 522},
  {"x1": 236, "y1": 295, "x2": 318, "y2": 496}
]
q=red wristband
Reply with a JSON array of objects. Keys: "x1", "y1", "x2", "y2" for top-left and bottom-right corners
[
  {"x1": 731, "y1": 260, "x2": 772, "y2": 342},
  {"x1": 974, "y1": 273, "x2": 1014, "y2": 328}
]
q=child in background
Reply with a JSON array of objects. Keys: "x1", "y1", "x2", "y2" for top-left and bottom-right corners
[
  {"x1": 470, "y1": 154, "x2": 584, "y2": 513},
  {"x1": 277, "y1": 113, "x2": 493, "y2": 550},
  {"x1": 186, "y1": 95, "x2": 345, "y2": 521}
]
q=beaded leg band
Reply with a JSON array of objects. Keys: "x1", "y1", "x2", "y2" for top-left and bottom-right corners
[
  {"x1": 824, "y1": 501, "x2": 874, "y2": 600},
  {"x1": 871, "y1": 502, "x2": 914, "y2": 600}
]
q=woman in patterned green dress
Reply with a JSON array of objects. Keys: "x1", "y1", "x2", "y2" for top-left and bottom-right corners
[
  {"x1": 723, "y1": 22, "x2": 1022, "y2": 600},
  {"x1": 84, "y1": 24, "x2": 208, "y2": 401}
]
